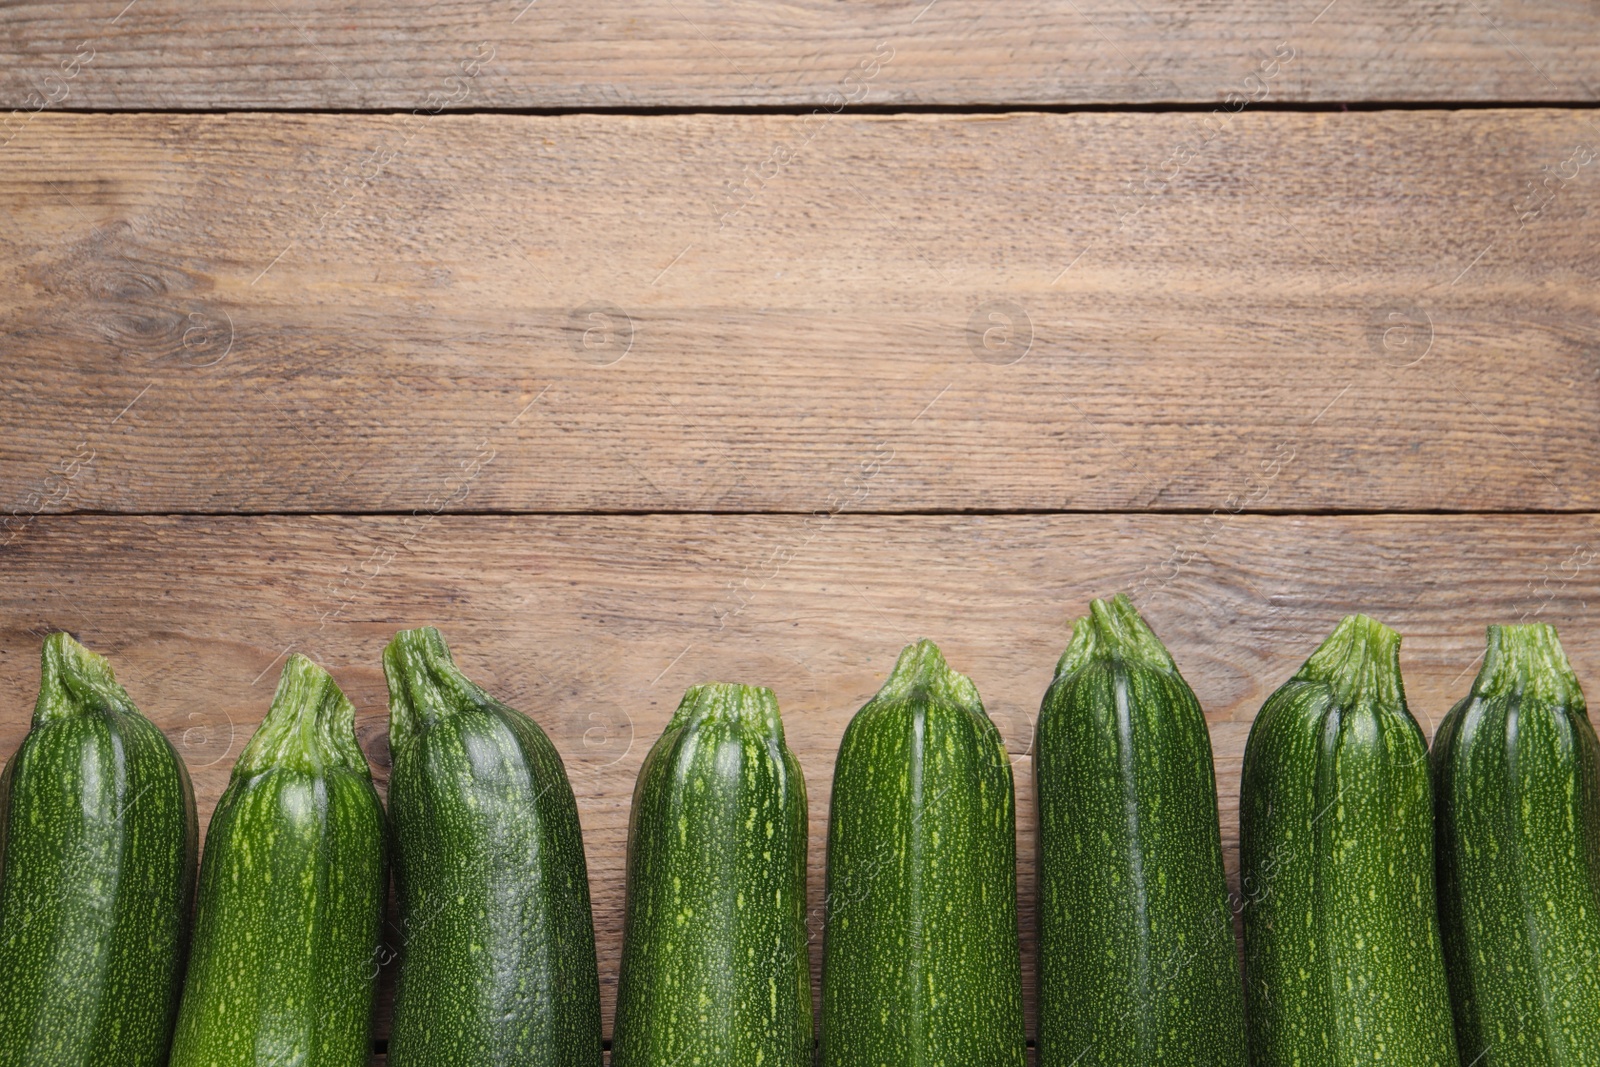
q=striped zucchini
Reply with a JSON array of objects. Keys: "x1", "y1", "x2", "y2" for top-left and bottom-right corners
[
  {"x1": 1239, "y1": 614, "x2": 1457, "y2": 1066},
  {"x1": 0, "y1": 633, "x2": 197, "y2": 1067},
  {"x1": 168, "y1": 654, "x2": 386, "y2": 1067},
  {"x1": 1433, "y1": 623, "x2": 1600, "y2": 1064},
  {"x1": 1035, "y1": 594, "x2": 1246, "y2": 1066},
  {"x1": 820, "y1": 639, "x2": 1025, "y2": 1067},
  {"x1": 382, "y1": 626, "x2": 600, "y2": 1067},
  {"x1": 611, "y1": 683, "x2": 811, "y2": 1067}
]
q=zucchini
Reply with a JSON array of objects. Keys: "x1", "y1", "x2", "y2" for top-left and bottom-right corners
[
  {"x1": 820, "y1": 639, "x2": 1025, "y2": 1066},
  {"x1": 1433, "y1": 623, "x2": 1600, "y2": 1064},
  {"x1": 1034, "y1": 594, "x2": 1246, "y2": 1066},
  {"x1": 168, "y1": 654, "x2": 386, "y2": 1067},
  {"x1": 383, "y1": 626, "x2": 600, "y2": 1067},
  {"x1": 0, "y1": 633, "x2": 197, "y2": 1067},
  {"x1": 611, "y1": 683, "x2": 811, "y2": 1067},
  {"x1": 1239, "y1": 613, "x2": 1457, "y2": 1066}
]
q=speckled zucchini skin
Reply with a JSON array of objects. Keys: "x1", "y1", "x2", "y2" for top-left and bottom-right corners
[
  {"x1": 383, "y1": 627, "x2": 600, "y2": 1067},
  {"x1": 1035, "y1": 594, "x2": 1246, "y2": 1066},
  {"x1": 1433, "y1": 624, "x2": 1600, "y2": 1065},
  {"x1": 611, "y1": 683, "x2": 811, "y2": 1067},
  {"x1": 1239, "y1": 614, "x2": 1457, "y2": 1067},
  {"x1": 168, "y1": 654, "x2": 386, "y2": 1067},
  {"x1": 0, "y1": 633, "x2": 197, "y2": 1067},
  {"x1": 820, "y1": 640, "x2": 1025, "y2": 1067}
]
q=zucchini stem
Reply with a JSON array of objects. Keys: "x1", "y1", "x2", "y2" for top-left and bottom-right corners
[
  {"x1": 1474, "y1": 623, "x2": 1585, "y2": 711},
  {"x1": 32, "y1": 631, "x2": 136, "y2": 724},
  {"x1": 1055, "y1": 593, "x2": 1177, "y2": 678},
  {"x1": 1294, "y1": 614, "x2": 1404, "y2": 712},
  {"x1": 872, "y1": 638, "x2": 984, "y2": 716},
  {"x1": 236, "y1": 653, "x2": 366, "y2": 778},
  {"x1": 668, "y1": 682, "x2": 785, "y2": 741},
  {"x1": 383, "y1": 626, "x2": 498, "y2": 756}
]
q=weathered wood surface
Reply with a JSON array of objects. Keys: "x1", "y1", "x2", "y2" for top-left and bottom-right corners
[
  {"x1": 3, "y1": 0, "x2": 1599, "y2": 111},
  {"x1": 5, "y1": 110, "x2": 1599, "y2": 518},
  {"x1": 2, "y1": 513, "x2": 1596, "y2": 1038}
]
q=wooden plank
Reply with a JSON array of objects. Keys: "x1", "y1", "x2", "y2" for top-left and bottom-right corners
[
  {"x1": 4, "y1": 110, "x2": 1599, "y2": 518},
  {"x1": 2, "y1": 512, "x2": 1596, "y2": 1038},
  {"x1": 2, "y1": 0, "x2": 1599, "y2": 110}
]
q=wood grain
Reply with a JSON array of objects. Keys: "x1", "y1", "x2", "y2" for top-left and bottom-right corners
[
  {"x1": 2, "y1": 512, "x2": 1596, "y2": 1040},
  {"x1": 4, "y1": 110, "x2": 1599, "y2": 518},
  {"x1": 2, "y1": 0, "x2": 1599, "y2": 110}
]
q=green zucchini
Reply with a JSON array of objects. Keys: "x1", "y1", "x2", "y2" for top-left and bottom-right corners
[
  {"x1": 1239, "y1": 614, "x2": 1457, "y2": 1066},
  {"x1": 1035, "y1": 594, "x2": 1246, "y2": 1066},
  {"x1": 383, "y1": 626, "x2": 600, "y2": 1067},
  {"x1": 611, "y1": 683, "x2": 811, "y2": 1067},
  {"x1": 168, "y1": 654, "x2": 386, "y2": 1067},
  {"x1": 1433, "y1": 623, "x2": 1600, "y2": 1064},
  {"x1": 0, "y1": 633, "x2": 197, "y2": 1067},
  {"x1": 820, "y1": 639, "x2": 1025, "y2": 1067}
]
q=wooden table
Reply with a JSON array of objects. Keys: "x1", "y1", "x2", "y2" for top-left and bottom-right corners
[{"x1": 4, "y1": 3, "x2": 1599, "y2": 1061}]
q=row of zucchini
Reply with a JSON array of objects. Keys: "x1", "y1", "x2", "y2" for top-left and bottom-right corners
[{"x1": 0, "y1": 597, "x2": 1595, "y2": 1066}]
